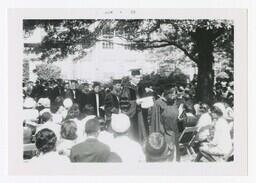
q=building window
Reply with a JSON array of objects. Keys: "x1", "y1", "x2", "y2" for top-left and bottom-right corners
[
  {"x1": 131, "y1": 69, "x2": 141, "y2": 76},
  {"x1": 124, "y1": 44, "x2": 132, "y2": 50},
  {"x1": 102, "y1": 41, "x2": 114, "y2": 49}
]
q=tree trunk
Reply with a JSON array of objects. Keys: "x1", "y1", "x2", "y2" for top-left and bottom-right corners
[{"x1": 193, "y1": 29, "x2": 215, "y2": 104}]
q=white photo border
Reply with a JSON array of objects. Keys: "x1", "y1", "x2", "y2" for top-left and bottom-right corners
[{"x1": 8, "y1": 8, "x2": 247, "y2": 175}]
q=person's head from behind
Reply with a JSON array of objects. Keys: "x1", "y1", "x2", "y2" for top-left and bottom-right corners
[
  {"x1": 145, "y1": 132, "x2": 174, "y2": 162},
  {"x1": 111, "y1": 114, "x2": 130, "y2": 136},
  {"x1": 61, "y1": 120, "x2": 78, "y2": 140},
  {"x1": 66, "y1": 103, "x2": 80, "y2": 119},
  {"x1": 39, "y1": 112, "x2": 52, "y2": 124},
  {"x1": 35, "y1": 128, "x2": 57, "y2": 154},
  {"x1": 211, "y1": 103, "x2": 226, "y2": 120},
  {"x1": 85, "y1": 118, "x2": 100, "y2": 137},
  {"x1": 51, "y1": 96, "x2": 63, "y2": 113}
]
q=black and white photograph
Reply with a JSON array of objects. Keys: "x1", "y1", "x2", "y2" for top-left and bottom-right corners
[
  {"x1": 7, "y1": 8, "x2": 247, "y2": 175},
  {"x1": 22, "y1": 18, "x2": 234, "y2": 163}
]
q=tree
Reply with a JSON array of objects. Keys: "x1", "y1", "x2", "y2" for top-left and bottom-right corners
[
  {"x1": 23, "y1": 19, "x2": 233, "y2": 104},
  {"x1": 23, "y1": 19, "x2": 104, "y2": 62},
  {"x1": 109, "y1": 19, "x2": 233, "y2": 104},
  {"x1": 34, "y1": 63, "x2": 61, "y2": 81}
]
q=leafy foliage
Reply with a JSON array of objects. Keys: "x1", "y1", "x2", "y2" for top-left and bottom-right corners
[
  {"x1": 24, "y1": 19, "x2": 233, "y2": 66},
  {"x1": 23, "y1": 19, "x2": 234, "y2": 103},
  {"x1": 24, "y1": 19, "x2": 104, "y2": 62},
  {"x1": 34, "y1": 63, "x2": 61, "y2": 80},
  {"x1": 138, "y1": 68, "x2": 188, "y2": 92},
  {"x1": 110, "y1": 19, "x2": 233, "y2": 64},
  {"x1": 168, "y1": 68, "x2": 189, "y2": 86}
]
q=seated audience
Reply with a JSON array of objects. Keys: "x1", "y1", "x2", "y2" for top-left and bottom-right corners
[
  {"x1": 36, "y1": 112, "x2": 61, "y2": 140},
  {"x1": 195, "y1": 103, "x2": 233, "y2": 161},
  {"x1": 30, "y1": 128, "x2": 70, "y2": 163},
  {"x1": 37, "y1": 98, "x2": 51, "y2": 116},
  {"x1": 57, "y1": 120, "x2": 78, "y2": 156},
  {"x1": 70, "y1": 118, "x2": 111, "y2": 162},
  {"x1": 22, "y1": 78, "x2": 234, "y2": 163}
]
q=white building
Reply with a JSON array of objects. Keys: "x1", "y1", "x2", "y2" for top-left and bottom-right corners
[
  {"x1": 24, "y1": 27, "x2": 198, "y2": 83},
  {"x1": 53, "y1": 36, "x2": 159, "y2": 82}
]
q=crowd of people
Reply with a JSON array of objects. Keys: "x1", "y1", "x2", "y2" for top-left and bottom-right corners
[{"x1": 23, "y1": 75, "x2": 234, "y2": 163}]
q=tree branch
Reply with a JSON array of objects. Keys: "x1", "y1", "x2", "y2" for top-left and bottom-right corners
[
  {"x1": 168, "y1": 41, "x2": 199, "y2": 63},
  {"x1": 139, "y1": 43, "x2": 172, "y2": 49}
]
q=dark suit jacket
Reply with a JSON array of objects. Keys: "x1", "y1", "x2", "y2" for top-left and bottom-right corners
[
  {"x1": 70, "y1": 138, "x2": 111, "y2": 162},
  {"x1": 31, "y1": 85, "x2": 46, "y2": 100},
  {"x1": 51, "y1": 86, "x2": 64, "y2": 100},
  {"x1": 87, "y1": 92, "x2": 105, "y2": 117},
  {"x1": 65, "y1": 89, "x2": 81, "y2": 103},
  {"x1": 77, "y1": 92, "x2": 90, "y2": 111}
]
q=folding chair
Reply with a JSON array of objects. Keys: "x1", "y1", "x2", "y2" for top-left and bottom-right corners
[
  {"x1": 23, "y1": 143, "x2": 37, "y2": 160},
  {"x1": 23, "y1": 143, "x2": 37, "y2": 152},
  {"x1": 179, "y1": 127, "x2": 198, "y2": 156}
]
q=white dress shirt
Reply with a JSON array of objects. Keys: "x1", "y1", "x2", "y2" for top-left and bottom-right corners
[
  {"x1": 111, "y1": 135, "x2": 145, "y2": 163},
  {"x1": 211, "y1": 117, "x2": 233, "y2": 155}
]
